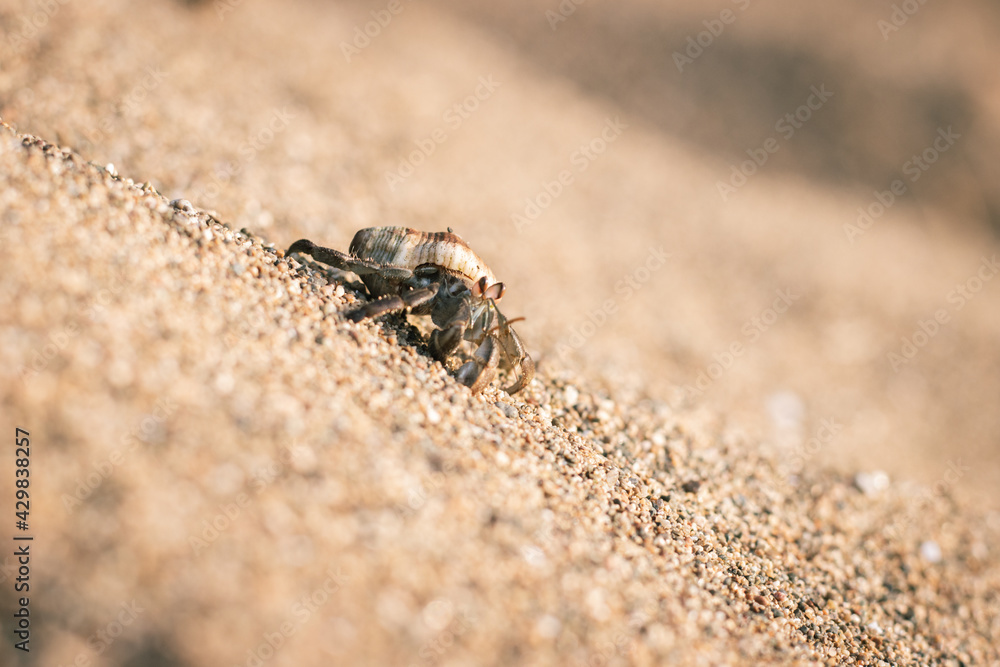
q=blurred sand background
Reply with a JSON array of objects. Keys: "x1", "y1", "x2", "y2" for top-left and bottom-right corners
[{"x1": 2, "y1": 0, "x2": 999, "y2": 665}]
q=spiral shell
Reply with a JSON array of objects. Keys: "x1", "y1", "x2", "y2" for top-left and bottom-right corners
[{"x1": 349, "y1": 227, "x2": 497, "y2": 288}]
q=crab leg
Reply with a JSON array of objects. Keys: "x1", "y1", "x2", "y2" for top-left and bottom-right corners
[
  {"x1": 494, "y1": 313, "x2": 534, "y2": 394},
  {"x1": 287, "y1": 239, "x2": 412, "y2": 281},
  {"x1": 345, "y1": 286, "x2": 438, "y2": 322},
  {"x1": 430, "y1": 323, "x2": 465, "y2": 361}
]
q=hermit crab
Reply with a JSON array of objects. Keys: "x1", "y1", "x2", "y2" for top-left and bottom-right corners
[{"x1": 286, "y1": 227, "x2": 534, "y2": 394}]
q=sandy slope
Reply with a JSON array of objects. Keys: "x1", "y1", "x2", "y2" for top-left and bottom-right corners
[{"x1": 2, "y1": 0, "x2": 1000, "y2": 665}]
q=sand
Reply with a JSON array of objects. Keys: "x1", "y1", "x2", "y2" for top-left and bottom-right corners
[{"x1": 2, "y1": 1, "x2": 999, "y2": 665}]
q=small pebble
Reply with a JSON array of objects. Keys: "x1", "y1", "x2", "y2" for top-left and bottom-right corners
[
  {"x1": 496, "y1": 401, "x2": 518, "y2": 419},
  {"x1": 854, "y1": 470, "x2": 890, "y2": 496},
  {"x1": 426, "y1": 407, "x2": 441, "y2": 425},
  {"x1": 421, "y1": 600, "x2": 454, "y2": 632},
  {"x1": 681, "y1": 480, "x2": 701, "y2": 493},
  {"x1": 535, "y1": 614, "x2": 561, "y2": 639},
  {"x1": 920, "y1": 540, "x2": 942, "y2": 563},
  {"x1": 767, "y1": 390, "x2": 804, "y2": 431},
  {"x1": 563, "y1": 385, "x2": 579, "y2": 406}
]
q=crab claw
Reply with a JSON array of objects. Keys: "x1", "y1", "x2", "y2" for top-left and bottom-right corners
[
  {"x1": 456, "y1": 335, "x2": 499, "y2": 393},
  {"x1": 430, "y1": 323, "x2": 464, "y2": 361},
  {"x1": 503, "y1": 355, "x2": 535, "y2": 395}
]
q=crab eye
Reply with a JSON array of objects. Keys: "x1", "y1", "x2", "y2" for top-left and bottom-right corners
[
  {"x1": 472, "y1": 276, "x2": 489, "y2": 297},
  {"x1": 483, "y1": 282, "x2": 505, "y2": 301}
]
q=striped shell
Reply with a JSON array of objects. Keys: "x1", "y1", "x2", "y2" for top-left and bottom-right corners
[{"x1": 349, "y1": 227, "x2": 497, "y2": 287}]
